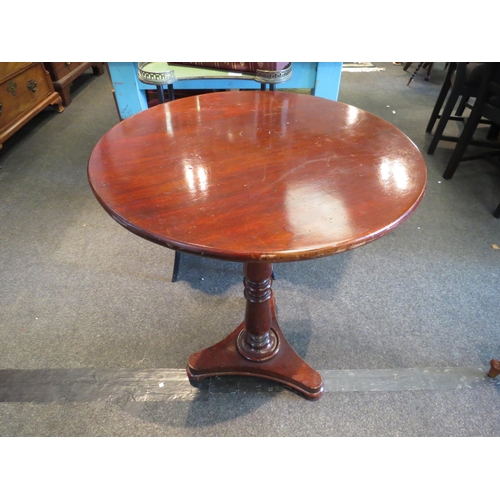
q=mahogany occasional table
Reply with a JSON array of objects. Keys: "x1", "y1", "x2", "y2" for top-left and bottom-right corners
[{"x1": 88, "y1": 91, "x2": 427, "y2": 400}]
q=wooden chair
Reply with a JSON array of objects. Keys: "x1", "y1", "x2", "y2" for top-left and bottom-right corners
[
  {"x1": 439, "y1": 63, "x2": 500, "y2": 219},
  {"x1": 427, "y1": 63, "x2": 489, "y2": 155}
]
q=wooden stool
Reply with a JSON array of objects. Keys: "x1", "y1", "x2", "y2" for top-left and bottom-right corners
[{"x1": 404, "y1": 62, "x2": 434, "y2": 86}]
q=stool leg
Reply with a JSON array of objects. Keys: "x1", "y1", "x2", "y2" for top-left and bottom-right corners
[
  {"x1": 424, "y1": 62, "x2": 433, "y2": 81},
  {"x1": 156, "y1": 85, "x2": 165, "y2": 104},
  {"x1": 427, "y1": 90, "x2": 460, "y2": 154},
  {"x1": 92, "y1": 63, "x2": 105, "y2": 76},
  {"x1": 442, "y1": 100, "x2": 483, "y2": 179},
  {"x1": 426, "y1": 65, "x2": 454, "y2": 133},
  {"x1": 407, "y1": 62, "x2": 424, "y2": 86},
  {"x1": 493, "y1": 201, "x2": 500, "y2": 218},
  {"x1": 455, "y1": 95, "x2": 469, "y2": 116},
  {"x1": 172, "y1": 251, "x2": 181, "y2": 282},
  {"x1": 486, "y1": 123, "x2": 500, "y2": 141}
]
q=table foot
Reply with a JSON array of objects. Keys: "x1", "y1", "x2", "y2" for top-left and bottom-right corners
[
  {"x1": 187, "y1": 314, "x2": 323, "y2": 400},
  {"x1": 187, "y1": 262, "x2": 323, "y2": 400},
  {"x1": 488, "y1": 359, "x2": 500, "y2": 378}
]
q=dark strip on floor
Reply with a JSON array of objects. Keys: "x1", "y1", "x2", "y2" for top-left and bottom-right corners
[{"x1": 0, "y1": 367, "x2": 497, "y2": 403}]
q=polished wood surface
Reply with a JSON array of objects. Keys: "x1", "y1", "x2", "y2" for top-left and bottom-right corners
[
  {"x1": 0, "y1": 63, "x2": 63, "y2": 149},
  {"x1": 43, "y1": 63, "x2": 105, "y2": 106},
  {"x1": 88, "y1": 91, "x2": 427, "y2": 263},
  {"x1": 88, "y1": 91, "x2": 427, "y2": 399}
]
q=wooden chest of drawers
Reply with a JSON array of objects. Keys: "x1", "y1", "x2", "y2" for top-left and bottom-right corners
[
  {"x1": 43, "y1": 62, "x2": 104, "y2": 106},
  {"x1": 0, "y1": 62, "x2": 63, "y2": 149}
]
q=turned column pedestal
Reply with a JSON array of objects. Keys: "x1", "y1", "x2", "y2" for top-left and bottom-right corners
[{"x1": 186, "y1": 263, "x2": 324, "y2": 399}]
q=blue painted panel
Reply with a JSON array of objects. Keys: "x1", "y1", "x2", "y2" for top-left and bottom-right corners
[
  {"x1": 313, "y1": 62, "x2": 343, "y2": 100},
  {"x1": 287, "y1": 62, "x2": 318, "y2": 89},
  {"x1": 107, "y1": 62, "x2": 148, "y2": 119}
]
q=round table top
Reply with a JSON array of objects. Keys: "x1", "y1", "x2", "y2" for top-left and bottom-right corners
[{"x1": 88, "y1": 91, "x2": 427, "y2": 262}]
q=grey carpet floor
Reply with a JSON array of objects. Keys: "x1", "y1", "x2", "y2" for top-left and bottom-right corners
[{"x1": 0, "y1": 63, "x2": 499, "y2": 437}]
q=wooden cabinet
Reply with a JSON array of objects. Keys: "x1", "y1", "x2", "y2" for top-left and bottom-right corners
[
  {"x1": 43, "y1": 62, "x2": 104, "y2": 106},
  {"x1": 0, "y1": 62, "x2": 63, "y2": 149}
]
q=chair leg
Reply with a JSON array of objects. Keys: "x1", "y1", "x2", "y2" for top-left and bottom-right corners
[
  {"x1": 427, "y1": 89, "x2": 461, "y2": 154},
  {"x1": 424, "y1": 62, "x2": 433, "y2": 81},
  {"x1": 493, "y1": 201, "x2": 500, "y2": 218},
  {"x1": 442, "y1": 101, "x2": 483, "y2": 179},
  {"x1": 455, "y1": 94, "x2": 469, "y2": 116},
  {"x1": 170, "y1": 250, "x2": 276, "y2": 281},
  {"x1": 426, "y1": 66, "x2": 454, "y2": 133},
  {"x1": 407, "y1": 62, "x2": 424, "y2": 86},
  {"x1": 172, "y1": 251, "x2": 181, "y2": 282},
  {"x1": 486, "y1": 123, "x2": 500, "y2": 141}
]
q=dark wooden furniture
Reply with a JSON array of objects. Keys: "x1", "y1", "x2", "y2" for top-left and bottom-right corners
[
  {"x1": 442, "y1": 63, "x2": 500, "y2": 182},
  {"x1": 43, "y1": 63, "x2": 104, "y2": 106},
  {"x1": 88, "y1": 91, "x2": 427, "y2": 399},
  {"x1": 427, "y1": 63, "x2": 489, "y2": 155},
  {"x1": 439, "y1": 63, "x2": 500, "y2": 222},
  {"x1": 404, "y1": 62, "x2": 434, "y2": 85},
  {"x1": 0, "y1": 62, "x2": 63, "y2": 149}
]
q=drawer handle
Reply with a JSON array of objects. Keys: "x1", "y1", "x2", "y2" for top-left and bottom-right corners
[
  {"x1": 0, "y1": 102, "x2": 2, "y2": 116},
  {"x1": 7, "y1": 81, "x2": 17, "y2": 96},
  {"x1": 27, "y1": 79, "x2": 37, "y2": 92}
]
